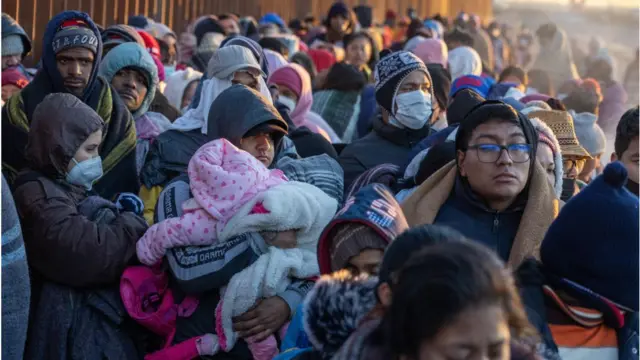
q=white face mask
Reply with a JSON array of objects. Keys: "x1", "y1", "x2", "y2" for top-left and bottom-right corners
[
  {"x1": 66, "y1": 156, "x2": 103, "y2": 190},
  {"x1": 391, "y1": 90, "x2": 433, "y2": 130},
  {"x1": 278, "y1": 95, "x2": 297, "y2": 113}
]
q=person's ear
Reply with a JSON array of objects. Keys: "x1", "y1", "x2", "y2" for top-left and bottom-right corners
[
  {"x1": 611, "y1": 152, "x2": 618, "y2": 163},
  {"x1": 457, "y1": 149, "x2": 467, "y2": 176},
  {"x1": 377, "y1": 283, "x2": 393, "y2": 307}
]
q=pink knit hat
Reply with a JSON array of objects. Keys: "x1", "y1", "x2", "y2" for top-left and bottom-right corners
[
  {"x1": 413, "y1": 38, "x2": 448, "y2": 68},
  {"x1": 268, "y1": 65, "x2": 303, "y2": 96}
]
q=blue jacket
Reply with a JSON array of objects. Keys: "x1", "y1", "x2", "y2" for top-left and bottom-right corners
[{"x1": 435, "y1": 178, "x2": 523, "y2": 262}]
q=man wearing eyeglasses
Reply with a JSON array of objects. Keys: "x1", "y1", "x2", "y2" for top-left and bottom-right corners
[{"x1": 402, "y1": 101, "x2": 561, "y2": 267}]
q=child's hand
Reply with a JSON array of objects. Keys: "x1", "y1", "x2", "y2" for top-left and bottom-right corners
[{"x1": 261, "y1": 230, "x2": 297, "y2": 249}]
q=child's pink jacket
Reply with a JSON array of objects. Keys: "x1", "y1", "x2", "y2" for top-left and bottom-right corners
[{"x1": 136, "y1": 139, "x2": 287, "y2": 265}]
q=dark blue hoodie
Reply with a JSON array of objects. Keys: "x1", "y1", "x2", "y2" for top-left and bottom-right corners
[
  {"x1": 317, "y1": 183, "x2": 408, "y2": 275},
  {"x1": 3, "y1": 11, "x2": 139, "y2": 199},
  {"x1": 40, "y1": 11, "x2": 103, "y2": 103}
]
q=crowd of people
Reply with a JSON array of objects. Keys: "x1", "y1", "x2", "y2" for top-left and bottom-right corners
[{"x1": 0, "y1": 2, "x2": 638, "y2": 360}]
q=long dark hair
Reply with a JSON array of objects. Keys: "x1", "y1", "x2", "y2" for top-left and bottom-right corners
[{"x1": 381, "y1": 240, "x2": 538, "y2": 358}]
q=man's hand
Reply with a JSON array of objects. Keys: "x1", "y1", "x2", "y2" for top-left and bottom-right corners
[{"x1": 232, "y1": 296, "x2": 291, "y2": 342}]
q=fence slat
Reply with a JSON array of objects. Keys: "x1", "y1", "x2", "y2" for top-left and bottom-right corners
[{"x1": 5, "y1": 0, "x2": 492, "y2": 66}]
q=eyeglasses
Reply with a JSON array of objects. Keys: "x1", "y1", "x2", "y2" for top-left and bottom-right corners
[
  {"x1": 563, "y1": 159, "x2": 586, "y2": 171},
  {"x1": 467, "y1": 144, "x2": 532, "y2": 163}
]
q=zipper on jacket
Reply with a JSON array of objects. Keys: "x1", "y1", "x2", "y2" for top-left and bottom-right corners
[{"x1": 492, "y1": 213, "x2": 500, "y2": 233}]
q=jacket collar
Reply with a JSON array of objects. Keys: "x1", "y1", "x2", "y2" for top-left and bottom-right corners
[{"x1": 372, "y1": 114, "x2": 432, "y2": 148}]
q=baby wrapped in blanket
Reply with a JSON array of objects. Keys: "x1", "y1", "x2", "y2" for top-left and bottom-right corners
[{"x1": 136, "y1": 139, "x2": 338, "y2": 359}]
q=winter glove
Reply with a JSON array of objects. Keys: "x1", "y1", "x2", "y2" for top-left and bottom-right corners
[{"x1": 115, "y1": 192, "x2": 144, "y2": 215}]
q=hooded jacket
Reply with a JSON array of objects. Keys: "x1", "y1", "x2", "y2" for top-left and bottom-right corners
[
  {"x1": 12, "y1": 93, "x2": 147, "y2": 288},
  {"x1": 402, "y1": 105, "x2": 561, "y2": 267},
  {"x1": 99, "y1": 42, "x2": 158, "y2": 118},
  {"x1": 3, "y1": 11, "x2": 138, "y2": 199},
  {"x1": 1, "y1": 13, "x2": 32, "y2": 58},
  {"x1": 317, "y1": 183, "x2": 408, "y2": 275},
  {"x1": 207, "y1": 84, "x2": 288, "y2": 148}
]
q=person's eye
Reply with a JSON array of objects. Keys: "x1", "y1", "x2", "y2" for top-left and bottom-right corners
[
  {"x1": 509, "y1": 144, "x2": 531, "y2": 153},
  {"x1": 478, "y1": 144, "x2": 500, "y2": 153},
  {"x1": 58, "y1": 59, "x2": 67, "y2": 65}
]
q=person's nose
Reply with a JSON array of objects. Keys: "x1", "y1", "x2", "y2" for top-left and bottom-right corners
[
  {"x1": 7, "y1": 56, "x2": 19, "y2": 66},
  {"x1": 256, "y1": 135, "x2": 271, "y2": 150},
  {"x1": 70, "y1": 61, "x2": 82, "y2": 75},
  {"x1": 567, "y1": 165, "x2": 579, "y2": 179},
  {"x1": 124, "y1": 74, "x2": 137, "y2": 89},
  {"x1": 496, "y1": 148, "x2": 514, "y2": 166}
]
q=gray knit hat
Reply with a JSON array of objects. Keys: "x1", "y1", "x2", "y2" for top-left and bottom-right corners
[
  {"x1": 51, "y1": 21, "x2": 99, "y2": 55},
  {"x1": 329, "y1": 223, "x2": 388, "y2": 272},
  {"x1": 2, "y1": 34, "x2": 23, "y2": 56},
  {"x1": 570, "y1": 110, "x2": 607, "y2": 156}
]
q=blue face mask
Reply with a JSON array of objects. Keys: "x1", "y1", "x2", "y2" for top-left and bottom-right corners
[
  {"x1": 66, "y1": 156, "x2": 103, "y2": 190},
  {"x1": 164, "y1": 65, "x2": 176, "y2": 78}
]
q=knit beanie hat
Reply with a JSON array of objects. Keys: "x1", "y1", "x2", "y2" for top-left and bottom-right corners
[
  {"x1": 2, "y1": 13, "x2": 31, "y2": 57},
  {"x1": 52, "y1": 19, "x2": 99, "y2": 55},
  {"x1": 128, "y1": 15, "x2": 152, "y2": 29},
  {"x1": 2, "y1": 67, "x2": 29, "y2": 88},
  {"x1": 570, "y1": 110, "x2": 607, "y2": 156},
  {"x1": 413, "y1": 39, "x2": 448, "y2": 68},
  {"x1": 540, "y1": 162, "x2": 639, "y2": 311},
  {"x1": 269, "y1": 65, "x2": 303, "y2": 97},
  {"x1": 101, "y1": 24, "x2": 145, "y2": 49},
  {"x1": 374, "y1": 50, "x2": 429, "y2": 115},
  {"x1": 136, "y1": 30, "x2": 161, "y2": 58},
  {"x1": 450, "y1": 74, "x2": 491, "y2": 98},
  {"x1": 327, "y1": 2, "x2": 350, "y2": 20},
  {"x1": 2, "y1": 34, "x2": 24, "y2": 56},
  {"x1": 329, "y1": 223, "x2": 388, "y2": 272},
  {"x1": 194, "y1": 17, "x2": 225, "y2": 44},
  {"x1": 308, "y1": 48, "x2": 336, "y2": 72}
]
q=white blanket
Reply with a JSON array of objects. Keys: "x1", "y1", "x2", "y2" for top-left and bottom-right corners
[{"x1": 215, "y1": 181, "x2": 338, "y2": 351}]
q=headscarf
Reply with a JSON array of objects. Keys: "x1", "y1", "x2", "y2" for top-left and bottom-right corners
[
  {"x1": 171, "y1": 45, "x2": 272, "y2": 133},
  {"x1": 220, "y1": 35, "x2": 269, "y2": 79},
  {"x1": 264, "y1": 49, "x2": 288, "y2": 74},
  {"x1": 413, "y1": 38, "x2": 448, "y2": 68},
  {"x1": 448, "y1": 46, "x2": 482, "y2": 81},
  {"x1": 268, "y1": 64, "x2": 338, "y2": 141},
  {"x1": 163, "y1": 68, "x2": 203, "y2": 111}
]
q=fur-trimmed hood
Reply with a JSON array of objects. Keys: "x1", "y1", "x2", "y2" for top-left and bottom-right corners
[
  {"x1": 303, "y1": 270, "x2": 378, "y2": 358},
  {"x1": 529, "y1": 117, "x2": 564, "y2": 198}
]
